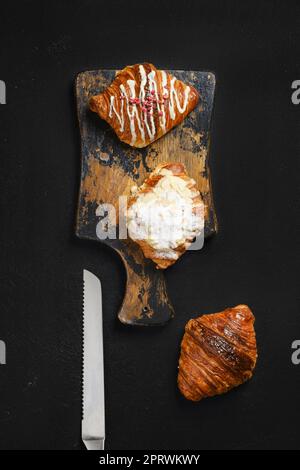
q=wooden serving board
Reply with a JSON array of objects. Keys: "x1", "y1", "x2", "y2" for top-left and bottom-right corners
[{"x1": 75, "y1": 69, "x2": 217, "y2": 326}]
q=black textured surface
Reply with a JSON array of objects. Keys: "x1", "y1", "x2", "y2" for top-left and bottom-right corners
[{"x1": 0, "y1": 0, "x2": 300, "y2": 450}]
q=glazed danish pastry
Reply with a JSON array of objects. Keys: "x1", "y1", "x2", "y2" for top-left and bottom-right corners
[{"x1": 89, "y1": 63, "x2": 199, "y2": 148}]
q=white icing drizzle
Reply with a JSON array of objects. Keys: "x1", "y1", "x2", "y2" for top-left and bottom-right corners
[
  {"x1": 108, "y1": 65, "x2": 192, "y2": 143},
  {"x1": 169, "y1": 76, "x2": 190, "y2": 120},
  {"x1": 127, "y1": 79, "x2": 145, "y2": 143},
  {"x1": 139, "y1": 64, "x2": 147, "y2": 102},
  {"x1": 160, "y1": 70, "x2": 167, "y2": 131},
  {"x1": 119, "y1": 83, "x2": 137, "y2": 145},
  {"x1": 143, "y1": 115, "x2": 156, "y2": 141},
  {"x1": 109, "y1": 95, "x2": 124, "y2": 131},
  {"x1": 148, "y1": 70, "x2": 166, "y2": 133},
  {"x1": 138, "y1": 65, "x2": 155, "y2": 141}
]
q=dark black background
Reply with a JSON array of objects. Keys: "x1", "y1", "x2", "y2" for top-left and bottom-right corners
[{"x1": 0, "y1": 0, "x2": 299, "y2": 450}]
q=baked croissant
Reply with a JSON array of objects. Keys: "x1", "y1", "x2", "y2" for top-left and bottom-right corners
[
  {"x1": 89, "y1": 63, "x2": 199, "y2": 148},
  {"x1": 178, "y1": 305, "x2": 258, "y2": 401},
  {"x1": 126, "y1": 162, "x2": 204, "y2": 269}
]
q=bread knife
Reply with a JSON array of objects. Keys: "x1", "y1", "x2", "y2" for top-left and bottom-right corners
[{"x1": 82, "y1": 269, "x2": 105, "y2": 450}]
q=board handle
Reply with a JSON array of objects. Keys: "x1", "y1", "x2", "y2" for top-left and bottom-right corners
[{"x1": 113, "y1": 240, "x2": 174, "y2": 326}]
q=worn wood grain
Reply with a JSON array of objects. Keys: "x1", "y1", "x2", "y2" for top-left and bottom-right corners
[{"x1": 75, "y1": 69, "x2": 216, "y2": 326}]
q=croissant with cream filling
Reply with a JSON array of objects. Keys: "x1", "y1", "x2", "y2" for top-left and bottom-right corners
[{"x1": 126, "y1": 162, "x2": 204, "y2": 269}]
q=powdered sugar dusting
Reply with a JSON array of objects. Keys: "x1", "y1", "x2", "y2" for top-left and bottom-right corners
[{"x1": 127, "y1": 168, "x2": 204, "y2": 260}]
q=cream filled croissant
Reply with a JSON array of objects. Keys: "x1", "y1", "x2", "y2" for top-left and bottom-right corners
[
  {"x1": 178, "y1": 305, "x2": 258, "y2": 401},
  {"x1": 126, "y1": 162, "x2": 204, "y2": 269},
  {"x1": 89, "y1": 63, "x2": 199, "y2": 148}
]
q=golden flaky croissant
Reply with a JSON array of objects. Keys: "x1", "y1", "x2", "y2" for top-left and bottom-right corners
[
  {"x1": 126, "y1": 162, "x2": 204, "y2": 269},
  {"x1": 178, "y1": 305, "x2": 258, "y2": 401},
  {"x1": 89, "y1": 63, "x2": 199, "y2": 148}
]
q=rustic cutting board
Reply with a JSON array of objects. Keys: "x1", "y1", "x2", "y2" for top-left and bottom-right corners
[{"x1": 75, "y1": 69, "x2": 217, "y2": 326}]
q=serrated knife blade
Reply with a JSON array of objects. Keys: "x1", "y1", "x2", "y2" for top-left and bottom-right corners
[{"x1": 82, "y1": 269, "x2": 105, "y2": 450}]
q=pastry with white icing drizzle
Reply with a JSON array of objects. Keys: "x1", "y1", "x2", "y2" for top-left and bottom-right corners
[
  {"x1": 126, "y1": 162, "x2": 204, "y2": 269},
  {"x1": 89, "y1": 63, "x2": 199, "y2": 148}
]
